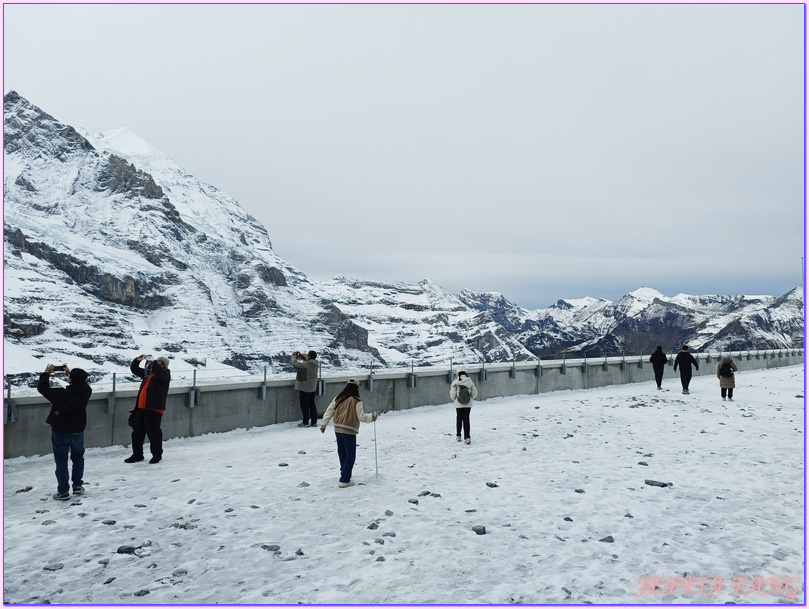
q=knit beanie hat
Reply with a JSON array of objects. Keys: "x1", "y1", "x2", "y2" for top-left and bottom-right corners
[{"x1": 69, "y1": 368, "x2": 88, "y2": 385}]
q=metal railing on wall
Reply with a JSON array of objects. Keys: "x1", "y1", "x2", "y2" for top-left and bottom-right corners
[{"x1": 4, "y1": 348, "x2": 803, "y2": 407}]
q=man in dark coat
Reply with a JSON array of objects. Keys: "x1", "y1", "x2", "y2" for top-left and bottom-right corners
[
  {"x1": 126, "y1": 354, "x2": 171, "y2": 464},
  {"x1": 649, "y1": 346, "x2": 669, "y2": 390},
  {"x1": 38, "y1": 363, "x2": 92, "y2": 500},
  {"x1": 291, "y1": 350, "x2": 319, "y2": 427},
  {"x1": 673, "y1": 345, "x2": 699, "y2": 394}
]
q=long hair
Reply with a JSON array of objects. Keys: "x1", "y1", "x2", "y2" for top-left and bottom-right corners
[{"x1": 334, "y1": 381, "x2": 360, "y2": 407}]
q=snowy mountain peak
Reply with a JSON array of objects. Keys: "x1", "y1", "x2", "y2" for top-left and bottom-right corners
[
  {"x1": 3, "y1": 93, "x2": 803, "y2": 387},
  {"x1": 91, "y1": 127, "x2": 161, "y2": 159}
]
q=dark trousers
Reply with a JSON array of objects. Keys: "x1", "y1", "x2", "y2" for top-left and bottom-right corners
[
  {"x1": 679, "y1": 369, "x2": 693, "y2": 390},
  {"x1": 335, "y1": 432, "x2": 357, "y2": 483},
  {"x1": 299, "y1": 391, "x2": 317, "y2": 425},
  {"x1": 653, "y1": 367, "x2": 665, "y2": 387},
  {"x1": 721, "y1": 387, "x2": 734, "y2": 399},
  {"x1": 131, "y1": 409, "x2": 163, "y2": 458},
  {"x1": 52, "y1": 432, "x2": 84, "y2": 494},
  {"x1": 456, "y1": 407, "x2": 471, "y2": 439}
]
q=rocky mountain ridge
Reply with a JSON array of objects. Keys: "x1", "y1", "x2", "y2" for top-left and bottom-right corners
[{"x1": 3, "y1": 92, "x2": 803, "y2": 387}]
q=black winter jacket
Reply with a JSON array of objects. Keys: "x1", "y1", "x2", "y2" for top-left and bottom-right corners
[
  {"x1": 131, "y1": 358, "x2": 171, "y2": 411},
  {"x1": 649, "y1": 349, "x2": 668, "y2": 369},
  {"x1": 38, "y1": 373, "x2": 92, "y2": 434},
  {"x1": 673, "y1": 352, "x2": 699, "y2": 372}
]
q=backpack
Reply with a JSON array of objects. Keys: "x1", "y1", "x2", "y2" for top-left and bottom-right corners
[
  {"x1": 719, "y1": 362, "x2": 734, "y2": 378},
  {"x1": 457, "y1": 384, "x2": 472, "y2": 405}
]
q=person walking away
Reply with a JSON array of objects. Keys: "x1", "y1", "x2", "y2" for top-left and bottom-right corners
[
  {"x1": 716, "y1": 356, "x2": 738, "y2": 400},
  {"x1": 291, "y1": 350, "x2": 319, "y2": 427},
  {"x1": 450, "y1": 366, "x2": 478, "y2": 444},
  {"x1": 126, "y1": 354, "x2": 171, "y2": 464},
  {"x1": 38, "y1": 363, "x2": 92, "y2": 500},
  {"x1": 673, "y1": 345, "x2": 699, "y2": 394},
  {"x1": 320, "y1": 379, "x2": 377, "y2": 487},
  {"x1": 649, "y1": 346, "x2": 668, "y2": 390}
]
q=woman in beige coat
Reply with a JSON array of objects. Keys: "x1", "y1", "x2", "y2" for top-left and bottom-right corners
[
  {"x1": 320, "y1": 379, "x2": 377, "y2": 487},
  {"x1": 716, "y1": 356, "x2": 738, "y2": 400}
]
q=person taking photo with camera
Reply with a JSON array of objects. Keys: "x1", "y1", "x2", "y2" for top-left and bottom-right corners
[
  {"x1": 291, "y1": 349, "x2": 319, "y2": 427},
  {"x1": 38, "y1": 363, "x2": 92, "y2": 501},
  {"x1": 125, "y1": 354, "x2": 171, "y2": 464}
]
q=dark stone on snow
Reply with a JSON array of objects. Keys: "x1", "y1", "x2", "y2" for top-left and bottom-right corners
[
  {"x1": 645, "y1": 479, "x2": 672, "y2": 488},
  {"x1": 278, "y1": 463, "x2": 288, "y2": 467},
  {"x1": 224, "y1": 508, "x2": 234, "y2": 513},
  {"x1": 599, "y1": 536, "x2": 615, "y2": 543},
  {"x1": 564, "y1": 517, "x2": 573, "y2": 522},
  {"x1": 367, "y1": 522, "x2": 380, "y2": 530},
  {"x1": 15, "y1": 486, "x2": 33, "y2": 493},
  {"x1": 472, "y1": 526, "x2": 486, "y2": 535},
  {"x1": 431, "y1": 493, "x2": 441, "y2": 498},
  {"x1": 261, "y1": 545, "x2": 280, "y2": 552},
  {"x1": 43, "y1": 563, "x2": 63, "y2": 571},
  {"x1": 575, "y1": 489, "x2": 585, "y2": 494},
  {"x1": 486, "y1": 482, "x2": 499, "y2": 488},
  {"x1": 41, "y1": 520, "x2": 56, "y2": 526},
  {"x1": 103, "y1": 578, "x2": 115, "y2": 585},
  {"x1": 624, "y1": 513, "x2": 634, "y2": 518},
  {"x1": 385, "y1": 510, "x2": 394, "y2": 516},
  {"x1": 298, "y1": 450, "x2": 306, "y2": 454},
  {"x1": 295, "y1": 549, "x2": 304, "y2": 556},
  {"x1": 408, "y1": 499, "x2": 419, "y2": 505},
  {"x1": 102, "y1": 520, "x2": 116, "y2": 525},
  {"x1": 465, "y1": 509, "x2": 477, "y2": 513},
  {"x1": 376, "y1": 556, "x2": 385, "y2": 562},
  {"x1": 133, "y1": 589, "x2": 150, "y2": 597},
  {"x1": 418, "y1": 490, "x2": 431, "y2": 496},
  {"x1": 638, "y1": 462, "x2": 649, "y2": 466},
  {"x1": 297, "y1": 482, "x2": 310, "y2": 488},
  {"x1": 135, "y1": 504, "x2": 147, "y2": 508},
  {"x1": 382, "y1": 532, "x2": 396, "y2": 537},
  {"x1": 117, "y1": 546, "x2": 137, "y2": 554}
]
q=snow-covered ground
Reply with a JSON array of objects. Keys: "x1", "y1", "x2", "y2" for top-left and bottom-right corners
[{"x1": 3, "y1": 365, "x2": 804, "y2": 605}]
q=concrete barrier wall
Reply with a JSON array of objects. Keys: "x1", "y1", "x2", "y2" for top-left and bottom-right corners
[{"x1": 4, "y1": 349, "x2": 803, "y2": 459}]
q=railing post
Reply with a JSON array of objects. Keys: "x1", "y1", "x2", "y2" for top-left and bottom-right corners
[
  {"x1": 408, "y1": 361, "x2": 418, "y2": 388},
  {"x1": 367, "y1": 361, "x2": 374, "y2": 392},
  {"x1": 187, "y1": 369, "x2": 199, "y2": 408},
  {"x1": 5, "y1": 377, "x2": 17, "y2": 424},
  {"x1": 317, "y1": 361, "x2": 325, "y2": 396},
  {"x1": 259, "y1": 366, "x2": 267, "y2": 400},
  {"x1": 107, "y1": 373, "x2": 116, "y2": 415},
  {"x1": 447, "y1": 358, "x2": 454, "y2": 384}
]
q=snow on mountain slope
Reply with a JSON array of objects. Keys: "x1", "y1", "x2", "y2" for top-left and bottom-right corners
[{"x1": 3, "y1": 91, "x2": 803, "y2": 390}]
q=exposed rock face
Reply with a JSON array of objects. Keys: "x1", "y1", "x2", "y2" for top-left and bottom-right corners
[
  {"x1": 459, "y1": 286, "x2": 803, "y2": 355},
  {"x1": 3, "y1": 91, "x2": 802, "y2": 387}
]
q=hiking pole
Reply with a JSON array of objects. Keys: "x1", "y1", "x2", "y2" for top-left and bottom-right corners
[{"x1": 373, "y1": 412, "x2": 379, "y2": 477}]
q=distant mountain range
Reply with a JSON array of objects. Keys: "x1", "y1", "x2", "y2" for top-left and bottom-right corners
[{"x1": 3, "y1": 91, "x2": 803, "y2": 385}]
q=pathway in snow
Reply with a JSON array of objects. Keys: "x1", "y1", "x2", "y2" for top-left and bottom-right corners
[{"x1": 3, "y1": 366, "x2": 804, "y2": 604}]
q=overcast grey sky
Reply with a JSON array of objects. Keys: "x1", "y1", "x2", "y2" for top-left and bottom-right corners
[{"x1": 4, "y1": 3, "x2": 805, "y2": 308}]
